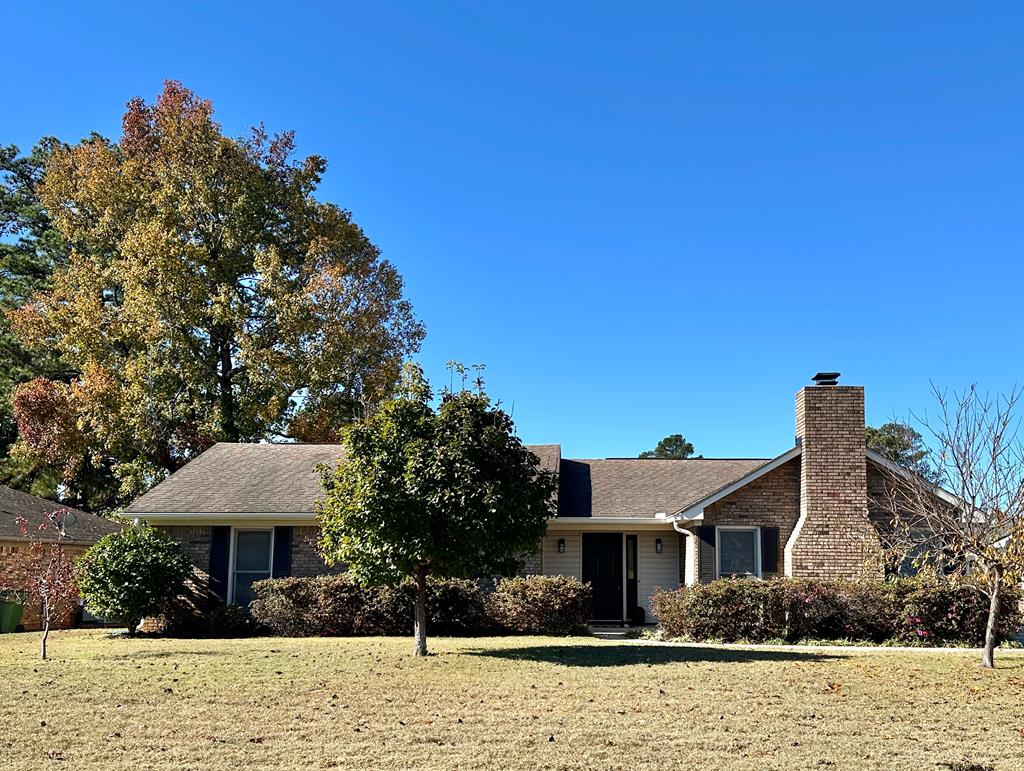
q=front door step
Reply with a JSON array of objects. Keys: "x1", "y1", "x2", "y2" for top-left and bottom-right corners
[{"x1": 589, "y1": 625, "x2": 630, "y2": 640}]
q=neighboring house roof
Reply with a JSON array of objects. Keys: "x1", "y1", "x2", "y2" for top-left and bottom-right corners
[
  {"x1": 0, "y1": 485, "x2": 120, "y2": 544},
  {"x1": 558, "y1": 457, "x2": 770, "y2": 519}
]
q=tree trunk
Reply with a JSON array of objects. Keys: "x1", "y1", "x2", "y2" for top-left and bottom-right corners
[
  {"x1": 413, "y1": 565, "x2": 428, "y2": 657},
  {"x1": 127, "y1": 617, "x2": 139, "y2": 637},
  {"x1": 217, "y1": 333, "x2": 237, "y2": 442},
  {"x1": 982, "y1": 572, "x2": 1002, "y2": 669},
  {"x1": 40, "y1": 614, "x2": 49, "y2": 661}
]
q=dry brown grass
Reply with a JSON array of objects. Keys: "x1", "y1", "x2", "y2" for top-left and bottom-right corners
[{"x1": 1, "y1": 631, "x2": 1024, "y2": 770}]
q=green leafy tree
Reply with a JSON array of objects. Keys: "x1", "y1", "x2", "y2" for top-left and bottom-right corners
[
  {"x1": 76, "y1": 525, "x2": 192, "y2": 636},
  {"x1": 318, "y1": 364, "x2": 557, "y2": 656},
  {"x1": 866, "y1": 422, "x2": 937, "y2": 482},
  {"x1": 639, "y1": 433, "x2": 697, "y2": 459},
  {"x1": 8, "y1": 82, "x2": 424, "y2": 505}
]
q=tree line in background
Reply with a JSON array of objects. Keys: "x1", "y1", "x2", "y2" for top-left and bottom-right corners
[
  {"x1": 639, "y1": 422, "x2": 935, "y2": 475},
  {"x1": 0, "y1": 81, "x2": 424, "y2": 511}
]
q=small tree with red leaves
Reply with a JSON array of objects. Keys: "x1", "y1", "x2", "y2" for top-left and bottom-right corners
[{"x1": 16, "y1": 511, "x2": 79, "y2": 660}]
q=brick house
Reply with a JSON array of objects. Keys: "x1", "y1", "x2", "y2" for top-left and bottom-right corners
[
  {"x1": 0, "y1": 485, "x2": 122, "y2": 631},
  {"x1": 124, "y1": 374, "x2": 910, "y2": 623}
]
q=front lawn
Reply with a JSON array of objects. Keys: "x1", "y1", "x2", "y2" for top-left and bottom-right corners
[{"x1": 2, "y1": 632, "x2": 1023, "y2": 770}]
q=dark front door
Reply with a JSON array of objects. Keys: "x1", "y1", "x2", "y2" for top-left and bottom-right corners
[{"x1": 582, "y1": 533, "x2": 623, "y2": 621}]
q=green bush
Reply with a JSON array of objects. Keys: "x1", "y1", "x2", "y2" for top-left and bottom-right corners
[
  {"x1": 651, "y1": 577, "x2": 1022, "y2": 646},
  {"x1": 250, "y1": 574, "x2": 493, "y2": 637},
  {"x1": 76, "y1": 525, "x2": 192, "y2": 635},
  {"x1": 486, "y1": 575, "x2": 592, "y2": 635},
  {"x1": 651, "y1": 579, "x2": 785, "y2": 642},
  {"x1": 250, "y1": 574, "x2": 591, "y2": 637}
]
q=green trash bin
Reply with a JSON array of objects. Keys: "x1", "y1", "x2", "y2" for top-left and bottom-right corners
[{"x1": 0, "y1": 591, "x2": 26, "y2": 633}]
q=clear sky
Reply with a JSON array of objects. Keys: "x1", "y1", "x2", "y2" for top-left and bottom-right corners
[{"x1": 6, "y1": 2, "x2": 1022, "y2": 459}]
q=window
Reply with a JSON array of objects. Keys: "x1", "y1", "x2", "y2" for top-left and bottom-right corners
[
  {"x1": 717, "y1": 527, "x2": 760, "y2": 578},
  {"x1": 232, "y1": 529, "x2": 273, "y2": 605}
]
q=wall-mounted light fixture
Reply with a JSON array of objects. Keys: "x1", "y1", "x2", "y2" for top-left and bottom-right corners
[
  {"x1": 558, "y1": 538, "x2": 566, "y2": 553},
  {"x1": 655, "y1": 538, "x2": 663, "y2": 554}
]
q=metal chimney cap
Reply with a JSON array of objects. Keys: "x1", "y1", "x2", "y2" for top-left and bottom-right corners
[{"x1": 812, "y1": 372, "x2": 841, "y2": 385}]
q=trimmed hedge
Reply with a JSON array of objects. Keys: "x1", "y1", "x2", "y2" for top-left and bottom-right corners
[
  {"x1": 651, "y1": 577, "x2": 1022, "y2": 646},
  {"x1": 250, "y1": 574, "x2": 591, "y2": 637},
  {"x1": 250, "y1": 575, "x2": 493, "y2": 637},
  {"x1": 487, "y1": 576, "x2": 592, "y2": 635}
]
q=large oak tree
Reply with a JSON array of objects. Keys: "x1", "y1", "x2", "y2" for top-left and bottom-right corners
[{"x1": 8, "y1": 82, "x2": 423, "y2": 506}]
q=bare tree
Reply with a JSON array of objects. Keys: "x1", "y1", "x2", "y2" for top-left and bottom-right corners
[
  {"x1": 874, "y1": 384, "x2": 1024, "y2": 668},
  {"x1": 16, "y1": 511, "x2": 79, "y2": 660}
]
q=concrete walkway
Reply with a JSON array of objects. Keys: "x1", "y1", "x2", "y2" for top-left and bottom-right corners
[{"x1": 604, "y1": 637, "x2": 1024, "y2": 655}]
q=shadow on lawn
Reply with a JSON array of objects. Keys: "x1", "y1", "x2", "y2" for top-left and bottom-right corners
[{"x1": 465, "y1": 643, "x2": 838, "y2": 667}]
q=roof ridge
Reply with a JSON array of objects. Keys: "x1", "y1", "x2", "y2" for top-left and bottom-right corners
[
  {"x1": 0, "y1": 483, "x2": 87, "y2": 515},
  {"x1": 568, "y1": 457, "x2": 770, "y2": 462}
]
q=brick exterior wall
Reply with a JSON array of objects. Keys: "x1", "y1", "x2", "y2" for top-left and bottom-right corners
[
  {"x1": 158, "y1": 524, "x2": 341, "y2": 583},
  {"x1": 703, "y1": 457, "x2": 801, "y2": 579},
  {"x1": 160, "y1": 525, "x2": 214, "y2": 590},
  {"x1": 290, "y1": 526, "x2": 342, "y2": 577},
  {"x1": 0, "y1": 539, "x2": 88, "y2": 631},
  {"x1": 786, "y1": 385, "x2": 882, "y2": 578}
]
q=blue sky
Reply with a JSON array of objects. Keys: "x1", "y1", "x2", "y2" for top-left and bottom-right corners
[{"x1": 6, "y1": 2, "x2": 1023, "y2": 459}]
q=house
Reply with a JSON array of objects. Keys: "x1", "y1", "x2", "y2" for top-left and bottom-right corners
[
  {"x1": 125, "y1": 374, "x2": 907, "y2": 623},
  {"x1": 0, "y1": 485, "x2": 122, "y2": 631}
]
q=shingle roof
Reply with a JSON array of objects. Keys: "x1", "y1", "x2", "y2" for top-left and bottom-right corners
[
  {"x1": 558, "y1": 458, "x2": 770, "y2": 518},
  {"x1": 528, "y1": 444, "x2": 561, "y2": 478},
  {"x1": 124, "y1": 443, "x2": 347, "y2": 515},
  {"x1": 126, "y1": 442, "x2": 563, "y2": 515},
  {"x1": 0, "y1": 485, "x2": 121, "y2": 543},
  {"x1": 124, "y1": 442, "x2": 767, "y2": 519}
]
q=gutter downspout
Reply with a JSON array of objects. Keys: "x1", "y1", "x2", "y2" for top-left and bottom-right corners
[{"x1": 673, "y1": 520, "x2": 696, "y2": 587}]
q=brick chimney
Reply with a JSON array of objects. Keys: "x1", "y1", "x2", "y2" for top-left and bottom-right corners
[{"x1": 784, "y1": 374, "x2": 881, "y2": 578}]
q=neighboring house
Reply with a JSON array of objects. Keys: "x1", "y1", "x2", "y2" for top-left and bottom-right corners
[
  {"x1": 0, "y1": 485, "x2": 122, "y2": 631},
  {"x1": 125, "y1": 374, "x2": 909, "y2": 623}
]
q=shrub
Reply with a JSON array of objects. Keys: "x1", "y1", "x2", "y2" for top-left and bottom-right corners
[
  {"x1": 898, "y1": 579, "x2": 1022, "y2": 647},
  {"x1": 250, "y1": 575, "x2": 492, "y2": 637},
  {"x1": 76, "y1": 525, "x2": 192, "y2": 635},
  {"x1": 652, "y1": 579, "x2": 785, "y2": 642},
  {"x1": 204, "y1": 604, "x2": 259, "y2": 638},
  {"x1": 250, "y1": 575, "x2": 360, "y2": 637},
  {"x1": 652, "y1": 577, "x2": 1023, "y2": 646},
  {"x1": 487, "y1": 575, "x2": 592, "y2": 635},
  {"x1": 355, "y1": 579, "x2": 492, "y2": 636}
]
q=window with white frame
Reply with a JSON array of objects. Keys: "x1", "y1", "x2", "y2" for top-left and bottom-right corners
[
  {"x1": 232, "y1": 529, "x2": 273, "y2": 605},
  {"x1": 717, "y1": 527, "x2": 760, "y2": 578}
]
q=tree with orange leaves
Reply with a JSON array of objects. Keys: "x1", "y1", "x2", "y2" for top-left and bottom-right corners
[{"x1": 8, "y1": 82, "x2": 423, "y2": 506}]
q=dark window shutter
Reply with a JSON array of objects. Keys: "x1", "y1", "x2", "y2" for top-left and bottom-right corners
[
  {"x1": 697, "y1": 525, "x2": 717, "y2": 583},
  {"x1": 761, "y1": 527, "x2": 780, "y2": 574},
  {"x1": 209, "y1": 526, "x2": 231, "y2": 603},
  {"x1": 272, "y1": 526, "x2": 293, "y2": 578}
]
